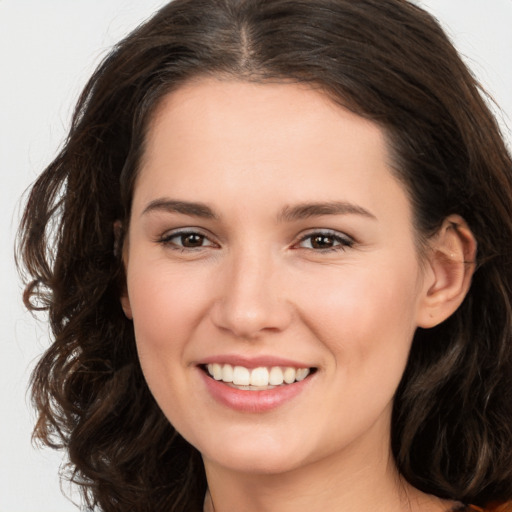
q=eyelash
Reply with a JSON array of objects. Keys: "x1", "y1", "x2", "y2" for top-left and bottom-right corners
[
  {"x1": 295, "y1": 230, "x2": 354, "y2": 252},
  {"x1": 158, "y1": 230, "x2": 216, "y2": 251},
  {"x1": 157, "y1": 229, "x2": 354, "y2": 253}
]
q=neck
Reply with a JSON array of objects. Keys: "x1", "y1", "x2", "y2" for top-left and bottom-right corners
[{"x1": 202, "y1": 433, "x2": 450, "y2": 512}]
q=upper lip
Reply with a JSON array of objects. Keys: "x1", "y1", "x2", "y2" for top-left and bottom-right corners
[{"x1": 195, "y1": 355, "x2": 314, "y2": 369}]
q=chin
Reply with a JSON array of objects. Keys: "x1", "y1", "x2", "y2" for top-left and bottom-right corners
[
  {"x1": 197, "y1": 432, "x2": 309, "y2": 476},
  {"x1": 207, "y1": 452, "x2": 305, "y2": 476}
]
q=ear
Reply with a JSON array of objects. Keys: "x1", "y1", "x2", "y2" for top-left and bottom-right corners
[
  {"x1": 120, "y1": 291, "x2": 133, "y2": 320},
  {"x1": 114, "y1": 220, "x2": 133, "y2": 320},
  {"x1": 416, "y1": 215, "x2": 477, "y2": 328}
]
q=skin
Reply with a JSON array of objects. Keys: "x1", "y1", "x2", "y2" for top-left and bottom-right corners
[{"x1": 121, "y1": 78, "x2": 475, "y2": 512}]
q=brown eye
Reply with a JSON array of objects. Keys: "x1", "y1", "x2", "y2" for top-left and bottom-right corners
[
  {"x1": 310, "y1": 235, "x2": 336, "y2": 249},
  {"x1": 180, "y1": 233, "x2": 205, "y2": 247},
  {"x1": 297, "y1": 231, "x2": 353, "y2": 252},
  {"x1": 159, "y1": 230, "x2": 216, "y2": 250}
]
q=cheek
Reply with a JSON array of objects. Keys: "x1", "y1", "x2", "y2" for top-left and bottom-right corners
[
  {"x1": 297, "y1": 257, "x2": 422, "y2": 370},
  {"x1": 125, "y1": 263, "x2": 212, "y2": 425},
  {"x1": 124, "y1": 262, "x2": 215, "y2": 413},
  {"x1": 127, "y1": 261, "x2": 210, "y2": 345}
]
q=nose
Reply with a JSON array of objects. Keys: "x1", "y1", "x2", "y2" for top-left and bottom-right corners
[{"x1": 210, "y1": 248, "x2": 293, "y2": 340}]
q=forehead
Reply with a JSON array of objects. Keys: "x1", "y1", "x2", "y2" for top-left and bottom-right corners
[
  {"x1": 134, "y1": 78, "x2": 411, "y2": 226},
  {"x1": 146, "y1": 78, "x2": 385, "y2": 148},
  {"x1": 141, "y1": 79, "x2": 389, "y2": 173}
]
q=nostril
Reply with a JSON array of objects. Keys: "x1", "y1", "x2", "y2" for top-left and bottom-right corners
[{"x1": 210, "y1": 282, "x2": 294, "y2": 339}]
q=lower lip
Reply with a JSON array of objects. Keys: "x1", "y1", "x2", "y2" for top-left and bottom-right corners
[{"x1": 199, "y1": 369, "x2": 313, "y2": 413}]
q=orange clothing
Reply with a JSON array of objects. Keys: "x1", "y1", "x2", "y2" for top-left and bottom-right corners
[{"x1": 467, "y1": 504, "x2": 512, "y2": 512}]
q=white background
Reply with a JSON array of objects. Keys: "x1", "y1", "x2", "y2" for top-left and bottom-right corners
[{"x1": 1, "y1": 1, "x2": 511, "y2": 511}]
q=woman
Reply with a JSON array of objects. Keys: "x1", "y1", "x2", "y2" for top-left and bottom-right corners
[{"x1": 17, "y1": 0, "x2": 512, "y2": 511}]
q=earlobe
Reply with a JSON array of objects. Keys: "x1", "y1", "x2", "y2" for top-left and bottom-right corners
[
  {"x1": 121, "y1": 294, "x2": 133, "y2": 320},
  {"x1": 417, "y1": 215, "x2": 477, "y2": 328}
]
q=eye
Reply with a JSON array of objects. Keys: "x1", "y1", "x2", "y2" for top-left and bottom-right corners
[
  {"x1": 296, "y1": 230, "x2": 354, "y2": 252},
  {"x1": 159, "y1": 230, "x2": 217, "y2": 250}
]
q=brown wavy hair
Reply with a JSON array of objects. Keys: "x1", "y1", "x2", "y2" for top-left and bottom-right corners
[{"x1": 17, "y1": 0, "x2": 512, "y2": 511}]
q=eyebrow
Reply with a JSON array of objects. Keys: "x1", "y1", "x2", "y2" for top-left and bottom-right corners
[
  {"x1": 141, "y1": 199, "x2": 217, "y2": 219},
  {"x1": 141, "y1": 198, "x2": 376, "y2": 222},
  {"x1": 277, "y1": 201, "x2": 376, "y2": 222}
]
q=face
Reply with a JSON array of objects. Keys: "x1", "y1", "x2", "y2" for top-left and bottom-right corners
[{"x1": 122, "y1": 78, "x2": 431, "y2": 477}]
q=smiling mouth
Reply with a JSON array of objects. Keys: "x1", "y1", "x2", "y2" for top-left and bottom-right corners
[{"x1": 202, "y1": 363, "x2": 316, "y2": 390}]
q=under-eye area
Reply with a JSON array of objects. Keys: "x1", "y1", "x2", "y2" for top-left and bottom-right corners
[{"x1": 201, "y1": 364, "x2": 317, "y2": 389}]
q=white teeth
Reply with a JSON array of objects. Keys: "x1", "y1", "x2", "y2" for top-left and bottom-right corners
[
  {"x1": 212, "y1": 363, "x2": 222, "y2": 380},
  {"x1": 233, "y1": 366, "x2": 251, "y2": 386},
  {"x1": 283, "y1": 367, "x2": 296, "y2": 384},
  {"x1": 295, "y1": 368, "x2": 309, "y2": 381},
  {"x1": 222, "y1": 364, "x2": 233, "y2": 382},
  {"x1": 250, "y1": 367, "x2": 269, "y2": 387},
  {"x1": 206, "y1": 364, "x2": 311, "y2": 387},
  {"x1": 269, "y1": 366, "x2": 284, "y2": 385},
  {"x1": 221, "y1": 364, "x2": 234, "y2": 383}
]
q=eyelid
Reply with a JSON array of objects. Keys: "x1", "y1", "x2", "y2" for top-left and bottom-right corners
[
  {"x1": 157, "y1": 227, "x2": 219, "y2": 249},
  {"x1": 293, "y1": 229, "x2": 355, "y2": 251},
  {"x1": 155, "y1": 227, "x2": 354, "y2": 252}
]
